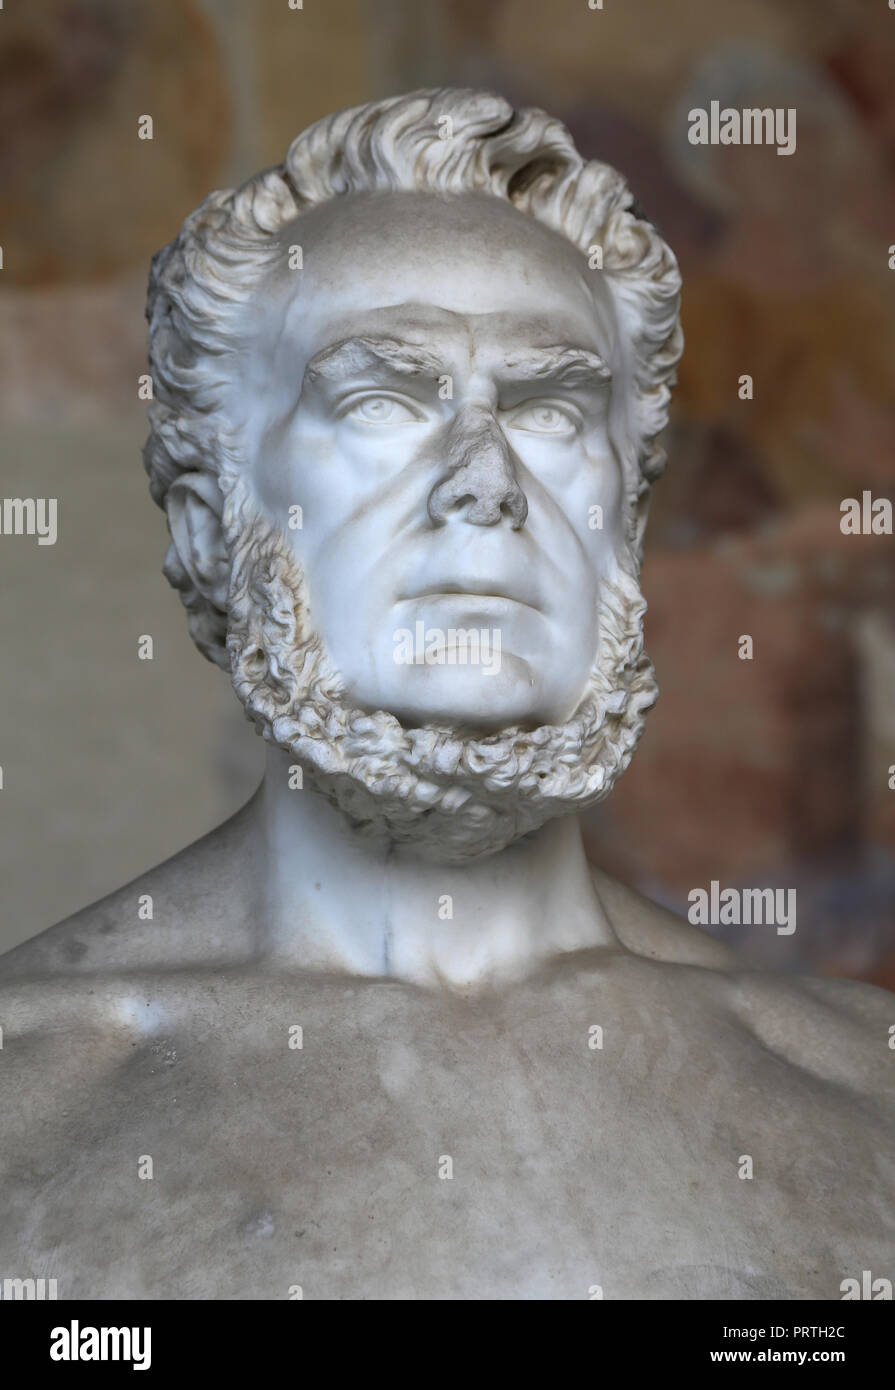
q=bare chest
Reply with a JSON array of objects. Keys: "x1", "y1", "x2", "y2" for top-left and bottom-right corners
[{"x1": 3, "y1": 973, "x2": 886, "y2": 1299}]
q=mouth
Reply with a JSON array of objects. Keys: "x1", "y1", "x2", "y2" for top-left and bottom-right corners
[{"x1": 402, "y1": 583, "x2": 541, "y2": 613}]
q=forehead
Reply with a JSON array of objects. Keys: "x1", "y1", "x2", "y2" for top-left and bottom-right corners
[{"x1": 248, "y1": 191, "x2": 617, "y2": 371}]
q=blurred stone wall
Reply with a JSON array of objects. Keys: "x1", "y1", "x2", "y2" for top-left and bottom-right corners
[{"x1": 1, "y1": 0, "x2": 893, "y2": 982}]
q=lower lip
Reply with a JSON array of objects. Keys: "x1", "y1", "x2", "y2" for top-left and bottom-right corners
[{"x1": 404, "y1": 592, "x2": 535, "y2": 612}]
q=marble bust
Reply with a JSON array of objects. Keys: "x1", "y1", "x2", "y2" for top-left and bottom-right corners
[{"x1": 1, "y1": 89, "x2": 892, "y2": 1301}]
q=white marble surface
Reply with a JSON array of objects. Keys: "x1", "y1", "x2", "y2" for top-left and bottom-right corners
[{"x1": 1, "y1": 89, "x2": 891, "y2": 1300}]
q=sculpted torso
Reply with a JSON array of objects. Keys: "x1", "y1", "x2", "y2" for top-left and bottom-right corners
[
  {"x1": 2, "y1": 798, "x2": 891, "y2": 1301},
  {"x1": 2, "y1": 89, "x2": 891, "y2": 1301}
]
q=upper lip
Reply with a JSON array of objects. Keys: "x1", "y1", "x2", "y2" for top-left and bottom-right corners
[{"x1": 403, "y1": 580, "x2": 541, "y2": 612}]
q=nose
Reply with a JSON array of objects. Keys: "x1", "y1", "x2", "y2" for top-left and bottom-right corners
[{"x1": 427, "y1": 403, "x2": 528, "y2": 530}]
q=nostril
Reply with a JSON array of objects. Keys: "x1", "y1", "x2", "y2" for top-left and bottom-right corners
[{"x1": 504, "y1": 494, "x2": 528, "y2": 529}]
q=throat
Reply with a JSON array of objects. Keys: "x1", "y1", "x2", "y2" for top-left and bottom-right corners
[{"x1": 253, "y1": 747, "x2": 617, "y2": 989}]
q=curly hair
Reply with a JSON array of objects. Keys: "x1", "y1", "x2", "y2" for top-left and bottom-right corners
[{"x1": 143, "y1": 87, "x2": 682, "y2": 669}]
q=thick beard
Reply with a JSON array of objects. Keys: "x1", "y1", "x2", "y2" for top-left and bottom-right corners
[{"x1": 222, "y1": 481, "x2": 658, "y2": 864}]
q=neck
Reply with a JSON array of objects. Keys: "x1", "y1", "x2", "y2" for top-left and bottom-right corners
[{"x1": 251, "y1": 746, "x2": 617, "y2": 988}]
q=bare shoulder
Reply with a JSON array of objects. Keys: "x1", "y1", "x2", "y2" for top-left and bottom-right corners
[
  {"x1": 0, "y1": 793, "x2": 260, "y2": 984},
  {"x1": 722, "y1": 964, "x2": 894, "y2": 1095},
  {"x1": 589, "y1": 862, "x2": 739, "y2": 968},
  {"x1": 588, "y1": 862, "x2": 893, "y2": 1095}
]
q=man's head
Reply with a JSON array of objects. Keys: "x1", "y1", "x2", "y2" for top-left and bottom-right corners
[{"x1": 143, "y1": 88, "x2": 682, "y2": 862}]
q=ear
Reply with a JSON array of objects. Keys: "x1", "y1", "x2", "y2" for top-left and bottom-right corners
[{"x1": 166, "y1": 472, "x2": 229, "y2": 611}]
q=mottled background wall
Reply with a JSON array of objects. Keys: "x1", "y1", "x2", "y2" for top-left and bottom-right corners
[{"x1": 1, "y1": 0, "x2": 893, "y2": 984}]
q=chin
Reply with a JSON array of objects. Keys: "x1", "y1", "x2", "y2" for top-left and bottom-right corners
[{"x1": 367, "y1": 660, "x2": 561, "y2": 732}]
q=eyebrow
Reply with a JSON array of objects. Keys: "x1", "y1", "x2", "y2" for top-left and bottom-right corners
[
  {"x1": 303, "y1": 336, "x2": 613, "y2": 390},
  {"x1": 304, "y1": 336, "x2": 448, "y2": 385},
  {"x1": 501, "y1": 346, "x2": 612, "y2": 385}
]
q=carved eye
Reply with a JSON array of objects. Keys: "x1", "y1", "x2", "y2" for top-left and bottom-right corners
[
  {"x1": 346, "y1": 395, "x2": 421, "y2": 425},
  {"x1": 506, "y1": 402, "x2": 578, "y2": 435}
]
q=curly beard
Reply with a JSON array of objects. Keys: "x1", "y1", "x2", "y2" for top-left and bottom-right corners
[{"x1": 221, "y1": 478, "x2": 657, "y2": 864}]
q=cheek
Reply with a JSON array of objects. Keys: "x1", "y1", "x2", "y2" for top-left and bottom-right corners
[
  {"x1": 270, "y1": 420, "x2": 432, "y2": 520},
  {"x1": 589, "y1": 461, "x2": 624, "y2": 552},
  {"x1": 576, "y1": 433, "x2": 625, "y2": 556},
  {"x1": 254, "y1": 424, "x2": 380, "y2": 567},
  {"x1": 530, "y1": 442, "x2": 623, "y2": 561}
]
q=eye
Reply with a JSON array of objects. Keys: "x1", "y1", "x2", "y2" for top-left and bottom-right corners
[
  {"x1": 506, "y1": 401, "x2": 579, "y2": 436},
  {"x1": 345, "y1": 394, "x2": 421, "y2": 425}
]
